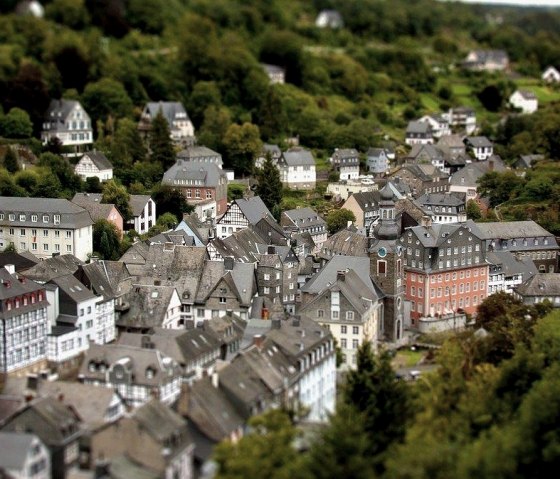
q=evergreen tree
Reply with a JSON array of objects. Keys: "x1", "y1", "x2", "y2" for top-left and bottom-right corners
[
  {"x1": 93, "y1": 219, "x2": 121, "y2": 260},
  {"x1": 149, "y1": 109, "x2": 175, "y2": 170},
  {"x1": 255, "y1": 153, "x2": 282, "y2": 211},
  {"x1": 3, "y1": 147, "x2": 19, "y2": 173},
  {"x1": 344, "y1": 343, "x2": 412, "y2": 472},
  {"x1": 101, "y1": 179, "x2": 132, "y2": 221}
]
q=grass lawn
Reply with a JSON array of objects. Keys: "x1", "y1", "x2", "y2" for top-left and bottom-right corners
[
  {"x1": 420, "y1": 93, "x2": 440, "y2": 111},
  {"x1": 514, "y1": 78, "x2": 560, "y2": 103},
  {"x1": 392, "y1": 349, "x2": 426, "y2": 368}
]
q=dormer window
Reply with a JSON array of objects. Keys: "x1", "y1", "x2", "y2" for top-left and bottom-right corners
[
  {"x1": 88, "y1": 362, "x2": 96, "y2": 372},
  {"x1": 42, "y1": 215, "x2": 49, "y2": 223},
  {"x1": 146, "y1": 367, "x2": 156, "y2": 379}
]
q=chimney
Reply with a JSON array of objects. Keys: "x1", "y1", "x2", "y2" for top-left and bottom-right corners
[
  {"x1": 253, "y1": 334, "x2": 264, "y2": 349},
  {"x1": 26, "y1": 374, "x2": 39, "y2": 391},
  {"x1": 267, "y1": 245, "x2": 275, "y2": 254},
  {"x1": 337, "y1": 270, "x2": 346, "y2": 282},
  {"x1": 224, "y1": 257, "x2": 234, "y2": 271},
  {"x1": 271, "y1": 319, "x2": 282, "y2": 330},
  {"x1": 4, "y1": 264, "x2": 15, "y2": 275}
]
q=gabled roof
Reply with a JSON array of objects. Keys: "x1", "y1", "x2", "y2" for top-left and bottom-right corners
[
  {"x1": 195, "y1": 261, "x2": 255, "y2": 306},
  {"x1": 465, "y1": 136, "x2": 493, "y2": 148},
  {"x1": 177, "y1": 145, "x2": 221, "y2": 160},
  {"x1": 130, "y1": 195, "x2": 153, "y2": 216},
  {"x1": 302, "y1": 255, "x2": 374, "y2": 295},
  {"x1": 319, "y1": 229, "x2": 369, "y2": 258},
  {"x1": 280, "y1": 147, "x2": 315, "y2": 167},
  {"x1": 21, "y1": 254, "x2": 84, "y2": 282},
  {"x1": 513, "y1": 89, "x2": 537, "y2": 100},
  {"x1": 282, "y1": 207, "x2": 326, "y2": 228},
  {"x1": 515, "y1": 273, "x2": 560, "y2": 297},
  {"x1": 0, "y1": 197, "x2": 93, "y2": 229},
  {"x1": 75, "y1": 260, "x2": 132, "y2": 300},
  {"x1": 0, "y1": 432, "x2": 41, "y2": 471},
  {"x1": 162, "y1": 161, "x2": 225, "y2": 188},
  {"x1": 44, "y1": 99, "x2": 87, "y2": 121},
  {"x1": 80, "y1": 151, "x2": 112, "y2": 170},
  {"x1": 233, "y1": 197, "x2": 273, "y2": 225},
  {"x1": 416, "y1": 193, "x2": 465, "y2": 208},
  {"x1": 131, "y1": 400, "x2": 189, "y2": 446},
  {"x1": 437, "y1": 134, "x2": 466, "y2": 149},
  {"x1": 516, "y1": 154, "x2": 543, "y2": 169},
  {"x1": 345, "y1": 191, "x2": 381, "y2": 212},
  {"x1": 407, "y1": 144, "x2": 445, "y2": 162},
  {"x1": 466, "y1": 220, "x2": 556, "y2": 240},
  {"x1": 49, "y1": 274, "x2": 97, "y2": 304},
  {"x1": 486, "y1": 251, "x2": 537, "y2": 278},
  {"x1": 366, "y1": 147, "x2": 386, "y2": 157},
  {"x1": 0, "y1": 251, "x2": 40, "y2": 272},
  {"x1": 71, "y1": 196, "x2": 119, "y2": 223},
  {"x1": 406, "y1": 121, "x2": 431, "y2": 135},
  {"x1": 143, "y1": 101, "x2": 191, "y2": 124},
  {"x1": 118, "y1": 284, "x2": 179, "y2": 329}
]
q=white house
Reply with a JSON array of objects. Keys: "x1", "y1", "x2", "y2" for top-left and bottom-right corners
[
  {"x1": 366, "y1": 148, "x2": 389, "y2": 175},
  {"x1": 464, "y1": 136, "x2": 494, "y2": 161},
  {"x1": 41, "y1": 99, "x2": 93, "y2": 155},
  {"x1": 542, "y1": 66, "x2": 560, "y2": 83},
  {"x1": 315, "y1": 9, "x2": 343, "y2": 28},
  {"x1": 509, "y1": 90, "x2": 538, "y2": 114},
  {"x1": 418, "y1": 114, "x2": 451, "y2": 138},
  {"x1": 0, "y1": 197, "x2": 93, "y2": 262},
  {"x1": 277, "y1": 147, "x2": 316, "y2": 190},
  {"x1": 216, "y1": 197, "x2": 272, "y2": 240},
  {"x1": 74, "y1": 151, "x2": 113, "y2": 181},
  {"x1": 138, "y1": 101, "x2": 195, "y2": 143},
  {"x1": 128, "y1": 195, "x2": 156, "y2": 235},
  {"x1": 405, "y1": 121, "x2": 433, "y2": 145},
  {"x1": 261, "y1": 64, "x2": 286, "y2": 84},
  {"x1": 330, "y1": 148, "x2": 360, "y2": 180}
]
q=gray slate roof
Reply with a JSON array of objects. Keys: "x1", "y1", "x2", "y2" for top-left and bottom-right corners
[
  {"x1": 302, "y1": 255, "x2": 374, "y2": 295},
  {"x1": 234, "y1": 197, "x2": 273, "y2": 225},
  {"x1": 281, "y1": 148, "x2": 315, "y2": 167},
  {"x1": 465, "y1": 136, "x2": 493, "y2": 148},
  {"x1": 486, "y1": 251, "x2": 537, "y2": 278},
  {"x1": 406, "y1": 121, "x2": 431, "y2": 135},
  {"x1": 515, "y1": 273, "x2": 560, "y2": 297},
  {"x1": 467, "y1": 220, "x2": 556, "y2": 241},
  {"x1": 0, "y1": 197, "x2": 93, "y2": 229},
  {"x1": 162, "y1": 161, "x2": 225, "y2": 188},
  {"x1": 130, "y1": 195, "x2": 152, "y2": 217},
  {"x1": 81, "y1": 151, "x2": 112, "y2": 170},
  {"x1": 21, "y1": 254, "x2": 84, "y2": 283},
  {"x1": 143, "y1": 101, "x2": 191, "y2": 124},
  {"x1": 0, "y1": 432, "x2": 41, "y2": 471},
  {"x1": 282, "y1": 207, "x2": 326, "y2": 228}
]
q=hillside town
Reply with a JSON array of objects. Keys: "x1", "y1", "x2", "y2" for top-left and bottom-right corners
[{"x1": 1, "y1": 1, "x2": 560, "y2": 478}]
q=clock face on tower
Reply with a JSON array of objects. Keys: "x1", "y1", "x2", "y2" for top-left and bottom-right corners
[{"x1": 378, "y1": 247, "x2": 387, "y2": 258}]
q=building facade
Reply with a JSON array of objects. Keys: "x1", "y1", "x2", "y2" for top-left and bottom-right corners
[{"x1": 0, "y1": 198, "x2": 93, "y2": 261}]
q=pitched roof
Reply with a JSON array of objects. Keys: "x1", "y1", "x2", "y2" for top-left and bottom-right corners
[
  {"x1": 118, "y1": 284, "x2": 178, "y2": 329},
  {"x1": 0, "y1": 252, "x2": 40, "y2": 272},
  {"x1": 515, "y1": 273, "x2": 560, "y2": 297},
  {"x1": 177, "y1": 145, "x2": 221, "y2": 160},
  {"x1": 465, "y1": 136, "x2": 493, "y2": 148},
  {"x1": 162, "y1": 161, "x2": 226, "y2": 188},
  {"x1": 346, "y1": 191, "x2": 382, "y2": 212},
  {"x1": 44, "y1": 99, "x2": 87, "y2": 121},
  {"x1": 130, "y1": 195, "x2": 152, "y2": 217},
  {"x1": 319, "y1": 229, "x2": 369, "y2": 258},
  {"x1": 0, "y1": 197, "x2": 93, "y2": 229},
  {"x1": 71, "y1": 198, "x2": 118, "y2": 223},
  {"x1": 416, "y1": 193, "x2": 465, "y2": 208},
  {"x1": 282, "y1": 207, "x2": 326, "y2": 227},
  {"x1": 132, "y1": 400, "x2": 189, "y2": 445},
  {"x1": 143, "y1": 101, "x2": 190, "y2": 124},
  {"x1": 467, "y1": 220, "x2": 556, "y2": 240},
  {"x1": 21, "y1": 254, "x2": 83, "y2": 282},
  {"x1": 234, "y1": 197, "x2": 273, "y2": 225},
  {"x1": 406, "y1": 121, "x2": 431, "y2": 135},
  {"x1": 486, "y1": 251, "x2": 537, "y2": 278},
  {"x1": 49, "y1": 274, "x2": 97, "y2": 304},
  {"x1": 281, "y1": 147, "x2": 315, "y2": 167},
  {"x1": 81, "y1": 151, "x2": 113, "y2": 170},
  {"x1": 302, "y1": 255, "x2": 374, "y2": 295},
  {"x1": 0, "y1": 432, "x2": 41, "y2": 470}
]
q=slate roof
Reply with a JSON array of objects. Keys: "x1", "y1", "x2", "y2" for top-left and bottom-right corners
[
  {"x1": 486, "y1": 251, "x2": 537, "y2": 278},
  {"x1": 416, "y1": 193, "x2": 465, "y2": 208},
  {"x1": 234, "y1": 197, "x2": 273, "y2": 225},
  {"x1": 0, "y1": 268, "x2": 45, "y2": 306},
  {"x1": 331, "y1": 148, "x2": 359, "y2": 164},
  {"x1": 449, "y1": 159, "x2": 506, "y2": 187},
  {"x1": 130, "y1": 195, "x2": 152, "y2": 217},
  {"x1": 118, "y1": 284, "x2": 178, "y2": 329},
  {"x1": 21, "y1": 254, "x2": 84, "y2": 282},
  {"x1": 407, "y1": 144, "x2": 445, "y2": 162},
  {"x1": 81, "y1": 151, "x2": 112, "y2": 170},
  {"x1": 281, "y1": 148, "x2": 315, "y2": 167},
  {"x1": 302, "y1": 255, "x2": 374, "y2": 294},
  {"x1": 37, "y1": 381, "x2": 118, "y2": 428},
  {"x1": 366, "y1": 147, "x2": 386, "y2": 157},
  {"x1": 467, "y1": 220, "x2": 557, "y2": 241},
  {"x1": 44, "y1": 99, "x2": 88, "y2": 125},
  {"x1": 132, "y1": 399, "x2": 189, "y2": 446},
  {"x1": 437, "y1": 134, "x2": 466, "y2": 149},
  {"x1": 176, "y1": 214, "x2": 213, "y2": 245},
  {"x1": 0, "y1": 197, "x2": 93, "y2": 229},
  {"x1": 262, "y1": 144, "x2": 281, "y2": 158},
  {"x1": 79, "y1": 343, "x2": 182, "y2": 387},
  {"x1": 143, "y1": 101, "x2": 191, "y2": 124},
  {"x1": 407, "y1": 223, "x2": 470, "y2": 248},
  {"x1": 75, "y1": 260, "x2": 132, "y2": 301},
  {"x1": 196, "y1": 261, "x2": 255, "y2": 306},
  {"x1": 282, "y1": 207, "x2": 326, "y2": 228},
  {"x1": 0, "y1": 432, "x2": 41, "y2": 470},
  {"x1": 516, "y1": 89, "x2": 537, "y2": 100},
  {"x1": 319, "y1": 229, "x2": 369, "y2": 258},
  {"x1": 49, "y1": 274, "x2": 97, "y2": 304},
  {"x1": 347, "y1": 191, "x2": 382, "y2": 212},
  {"x1": 186, "y1": 377, "x2": 244, "y2": 442},
  {"x1": 465, "y1": 136, "x2": 493, "y2": 148},
  {"x1": 516, "y1": 154, "x2": 543, "y2": 169},
  {"x1": 177, "y1": 145, "x2": 220, "y2": 160},
  {"x1": 515, "y1": 273, "x2": 560, "y2": 297},
  {"x1": 107, "y1": 455, "x2": 159, "y2": 479},
  {"x1": 162, "y1": 161, "x2": 225, "y2": 188},
  {"x1": 118, "y1": 327, "x2": 220, "y2": 366},
  {"x1": 406, "y1": 121, "x2": 431, "y2": 135},
  {"x1": 71, "y1": 198, "x2": 118, "y2": 223}
]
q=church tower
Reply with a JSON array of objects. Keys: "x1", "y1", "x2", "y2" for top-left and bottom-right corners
[{"x1": 369, "y1": 184, "x2": 405, "y2": 342}]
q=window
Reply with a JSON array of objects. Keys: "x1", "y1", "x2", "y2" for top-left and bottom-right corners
[
  {"x1": 32, "y1": 243, "x2": 37, "y2": 251},
  {"x1": 9, "y1": 214, "x2": 15, "y2": 221},
  {"x1": 341, "y1": 339, "x2": 347, "y2": 348},
  {"x1": 353, "y1": 326, "x2": 359, "y2": 334},
  {"x1": 195, "y1": 189, "x2": 201, "y2": 199},
  {"x1": 346, "y1": 311, "x2": 354, "y2": 320},
  {"x1": 20, "y1": 229, "x2": 25, "y2": 236},
  {"x1": 206, "y1": 190, "x2": 212, "y2": 199},
  {"x1": 219, "y1": 297, "x2": 226, "y2": 303},
  {"x1": 332, "y1": 310, "x2": 339, "y2": 319},
  {"x1": 377, "y1": 261, "x2": 386, "y2": 274},
  {"x1": 55, "y1": 230, "x2": 60, "y2": 238},
  {"x1": 341, "y1": 325, "x2": 347, "y2": 334},
  {"x1": 264, "y1": 287, "x2": 270, "y2": 294},
  {"x1": 54, "y1": 214, "x2": 60, "y2": 224},
  {"x1": 317, "y1": 309, "x2": 324, "y2": 318},
  {"x1": 55, "y1": 244, "x2": 60, "y2": 252},
  {"x1": 43, "y1": 243, "x2": 48, "y2": 251},
  {"x1": 87, "y1": 306, "x2": 91, "y2": 314},
  {"x1": 66, "y1": 231, "x2": 72, "y2": 238},
  {"x1": 43, "y1": 229, "x2": 48, "y2": 237},
  {"x1": 352, "y1": 339, "x2": 359, "y2": 349},
  {"x1": 80, "y1": 308, "x2": 84, "y2": 317},
  {"x1": 42, "y1": 215, "x2": 49, "y2": 223},
  {"x1": 197, "y1": 308, "x2": 205, "y2": 317},
  {"x1": 263, "y1": 273, "x2": 270, "y2": 280}
]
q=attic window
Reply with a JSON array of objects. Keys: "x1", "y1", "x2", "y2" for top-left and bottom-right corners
[
  {"x1": 146, "y1": 367, "x2": 156, "y2": 379},
  {"x1": 151, "y1": 291, "x2": 159, "y2": 298}
]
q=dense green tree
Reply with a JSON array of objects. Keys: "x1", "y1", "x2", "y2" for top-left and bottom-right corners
[
  {"x1": 2, "y1": 147, "x2": 19, "y2": 173},
  {"x1": 37, "y1": 153, "x2": 82, "y2": 196},
  {"x1": 0, "y1": 169, "x2": 26, "y2": 196},
  {"x1": 197, "y1": 105, "x2": 232, "y2": 152},
  {"x1": 477, "y1": 171, "x2": 525, "y2": 207},
  {"x1": 149, "y1": 110, "x2": 175, "y2": 170},
  {"x1": 326, "y1": 208, "x2": 356, "y2": 234},
  {"x1": 151, "y1": 184, "x2": 193, "y2": 220},
  {"x1": 255, "y1": 153, "x2": 282, "y2": 211},
  {"x1": 81, "y1": 78, "x2": 133, "y2": 124},
  {"x1": 344, "y1": 343, "x2": 411, "y2": 471},
  {"x1": 101, "y1": 179, "x2": 132, "y2": 221},
  {"x1": 223, "y1": 122, "x2": 262, "y2": 176},
  {"x1": 213, "y1": 409, "x2": 303, "y2": 479},
  {"x1": 466, "y1": 199, "x2": 482, "y2": 220},
  {"x1": 93, "y1": 219, "x2": 121, "y2": 260},
  {"x1": 111, "y1": 118, "x2": 147, "y2": 169},
  {"x1": 45, "y1": 0, "x2": 90, "y2": 29},
  {"x1": 85, "y1": 176, "x2": 102, "y2": 193},
  {"x1": 227, "y1": 183, "x2": 246, "y2": 202},
  {"x1": 188, "y1": 81, "x2": 222, "y2": 128},
  {"x1": 14, "y1": 169, "x2": 39, "y2": 193},
  {"x1": 0, "y1": 108, "x2": 33, "y2": 138}
]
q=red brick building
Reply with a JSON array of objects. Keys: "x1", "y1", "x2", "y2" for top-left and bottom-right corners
[{"x1": 400, "y1": 223, "x2": 488, "y2": 324}]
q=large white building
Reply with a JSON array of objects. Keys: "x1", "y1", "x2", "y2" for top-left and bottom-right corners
[
  {"x1": 0, "y1": 197, "x2": 93, "y2": 261},
  {"x1": 509, "y1": 90, "x2": 538, "y2": 114},
  {"x1": 0, "y1": 265, "x2": 50, "y2": 376}
]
